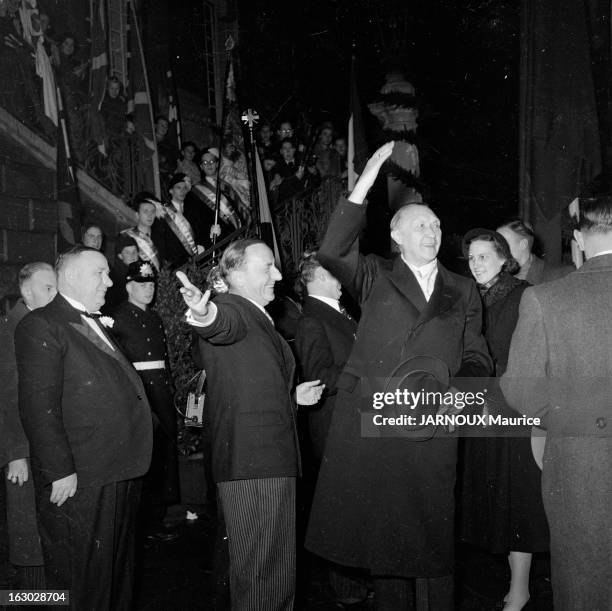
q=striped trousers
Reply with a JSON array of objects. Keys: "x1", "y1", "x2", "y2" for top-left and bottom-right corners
[{"x1": 217, "y1": 477, "x2": 296, "y2": 611}]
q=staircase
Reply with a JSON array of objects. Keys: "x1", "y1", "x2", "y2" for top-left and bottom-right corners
[{"x1": 0, "y1": 105, "x2": 136, "y2": 300}]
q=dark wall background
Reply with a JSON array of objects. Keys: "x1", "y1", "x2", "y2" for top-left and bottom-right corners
[{"x1": 234, "y1": 0, "x2": 520, "y2": 263}]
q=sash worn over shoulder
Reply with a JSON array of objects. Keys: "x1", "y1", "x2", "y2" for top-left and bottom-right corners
[
  {"x1": 163, "y1": 206, "x2": 198, "y2": 256},
  {"x1": 122, "y1": 228, "x2": 161, "y2": 271}
]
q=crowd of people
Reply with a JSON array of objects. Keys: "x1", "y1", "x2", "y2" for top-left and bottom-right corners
[
  {"x1": 1, "y1": 141, "x2": 610, "y2": 611},
  {"x1": 155, "y1": 116, "x2": 348, "y2": 211}
]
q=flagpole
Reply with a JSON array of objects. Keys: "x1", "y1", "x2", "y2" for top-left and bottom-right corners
[
  {"x1": 242, "y1": 108, "x2": 261, "y2": 231},
  {"x1": 130, "y1": 0, "x2": 161, "y2": 199},
  {"x1": 212, "y1": 39, "x2": 234, "y2": 250}
]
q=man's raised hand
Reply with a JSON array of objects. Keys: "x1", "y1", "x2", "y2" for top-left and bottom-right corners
[
  {"x1": 176, "y1": 271, "x2": 211, "y2": 317},
  {"x1": 349, "y1": 141, "x2": 395, "y2": 204}
]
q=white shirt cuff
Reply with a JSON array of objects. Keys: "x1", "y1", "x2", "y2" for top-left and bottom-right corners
[{"x1": 185, "y1": 302, "x2": 218, "y2": 327}]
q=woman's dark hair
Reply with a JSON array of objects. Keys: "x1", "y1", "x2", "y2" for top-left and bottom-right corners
[{"x1": 465, "y1": 232, "x2": 520, "y2": 275}]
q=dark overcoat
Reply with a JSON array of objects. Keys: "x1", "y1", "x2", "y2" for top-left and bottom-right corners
[
  {"x1": 461, "y1": 275, "x2": 549, "y2": 554},
  {"x1": 305, "y1": 198, "x2": 492, "y2": 578},
  {"x1": 501, "y1": 254, "x2": 612, "y2": 611},
  {"x1": 294, "y1": 296, "x2": 357, "y2": 460},
  {"x1": 0, "y1": 299, "x2": 43, "y2": 565}
]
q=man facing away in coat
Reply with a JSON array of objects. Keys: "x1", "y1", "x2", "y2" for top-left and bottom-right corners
[
  {"x1": 176, "y1": 240, "x2": 324, "y2": 611},
  {"x1": 14, "y1": 245, "x2": 153, "y2": 610},
  {"x1": 305, "y1": 142, "x2": 492, "y2": 610},
  {"x1": 501, "y1": 194, "x2": 612, "y2": 611}
]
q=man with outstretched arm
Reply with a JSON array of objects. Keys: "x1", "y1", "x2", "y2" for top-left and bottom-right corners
[{"x1": 177, "y1": 239, "x2": 324, "y2": 611}]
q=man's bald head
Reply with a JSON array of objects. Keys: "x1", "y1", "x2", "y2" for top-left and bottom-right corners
[
  {"x1": 390, "y1": 203, "x2": 441, "y2": 266},
  {"x1": 56, "y1": 245, "x2": 112, "y2": 312}
]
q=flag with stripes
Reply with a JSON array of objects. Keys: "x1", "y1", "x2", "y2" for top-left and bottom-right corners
[
  {"x1": 89, "y1": 0, "x2": 108, "y2": 152},
  {"x1": 127, "y1": 0, "x2": 160, "y2": 197},
  {"x1": 255, "y1": 149, "x2": 280, "y2": 266},
  {"x1": 56, "y1": 85, "x2": 81, "y2": 252},
  {"x1": 218, "y1": 51, "x2": 251, "y2": 216},
  {"x1": 347, "y1": 56, "x2": 368, "y2": 191}
]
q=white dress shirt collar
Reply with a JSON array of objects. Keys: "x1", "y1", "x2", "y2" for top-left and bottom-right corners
[
  {"x1": 246, "y1": 297, "x2": 275, "y2": 325},
  {"x1": 591, "y1": 249, "x2": 612, "y2": 258},
  {"x1": 171, "y1": 199, "x2": 185, "y2": 214},
  {"x1": 309, "y1": 294, "x2": 341, "y2": 313},
  {"x1": 400, "y1": 257, "x2": 438, "y2": 301},
  {"x1": 61, "y1": 293, "x2": 114, "y2": 350},
  {"x1": 61, "y1": 293, "x2": 95, "y2": 314}
]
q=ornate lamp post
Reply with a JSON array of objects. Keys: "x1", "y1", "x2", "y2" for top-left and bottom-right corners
[{"x1": 369, "y1": 71, "x2": 422, "y2": 209}]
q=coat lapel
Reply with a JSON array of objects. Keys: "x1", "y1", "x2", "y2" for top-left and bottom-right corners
[
  {"x1": 51, "y1": 295, "x2": 140, "y2": 382},
  {"x1": 304, "y1": 296, "x2": 357, "y2": 335},
  {"x1": 388, "y1": 256, "x2": 428, "y2": 314},
  {"x1": 414, "y1": 265, "x2": 458, "y2": 328},
  {"x1": 242, "y1": 299, "x2": 296, "y2": 385}
]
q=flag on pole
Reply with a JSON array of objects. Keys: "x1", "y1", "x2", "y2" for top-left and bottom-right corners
[
  {"x1": 347, "y1": 56, "x2": 368, "y2": 191},
  {"x1": 218, "y1": 46, "x2": 251, "y2": 218},
  {"x1": 56, "y1": 85, "x2": 81, "y2": 252},
  {"x1": 255, "y1": 149, "x2": 280, "y2": 265},
  {"x1": 127, "y1": 0, "x2": 160, "y2": 198},
  {"x1": 89, "y1": 0, "x2": 108, "y2": 153}
]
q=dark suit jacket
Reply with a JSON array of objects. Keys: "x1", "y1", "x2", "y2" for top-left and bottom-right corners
[
  {"x1": 306, "y1": 197, "x2": 492, "y2": 577},
  {"x1": 501, "y1": 253, "x2": 612, "y2": 610},
  {"x1": 192, "y1": 293, "x2": 298, "y2": 483},
  {"x1": 294, "y1": 296, "x2": 356, "y2": 459},
  {"x1": 15, "y1": 294, "x2": 153, "y2": 487},
  {"x1": 0, "y1": 300, "x2": 30, "y2": 468}
]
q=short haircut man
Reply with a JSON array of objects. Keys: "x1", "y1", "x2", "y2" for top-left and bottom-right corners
[
  {"x1": 177, "y1": 240, "x2": 323, "y2": 610},
  {"x1": 15, "y1": 245, "x2": 153, "y2": 608},
  {"x1": 18, "y1": 262, "x2": 57, "y2": 309},
  {"x1": 501, "y1": 194, "x2": 612, "y2": 610},
  {"x1": 1, "y1": 262, "x2": 57, "y2": 589},
  {"x1": 497, "y1": 217, "x2": 571, "y2": 284},
  {"x1": 306, "y1": 143, "x2": 491, "y2": 610},
  {"x1": 295, "y1": 250, "x2": 355, "y2": 462}
]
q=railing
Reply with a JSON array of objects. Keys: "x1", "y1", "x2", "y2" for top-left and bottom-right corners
[
  {"x1": 273, "y1": 176, "x2": 345, "y2": 274},
  {"x1": 0, "y1": 36, "x2": 56, "y2": 144}
]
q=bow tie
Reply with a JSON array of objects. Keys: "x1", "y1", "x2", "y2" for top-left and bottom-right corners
[{"x1": 81, "y1": 311, "x2": 102, "y2": 319}]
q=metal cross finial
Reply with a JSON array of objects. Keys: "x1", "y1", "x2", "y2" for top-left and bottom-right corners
[{"x1": 241, "y1": 108, "x2": 259, "y2": 129}]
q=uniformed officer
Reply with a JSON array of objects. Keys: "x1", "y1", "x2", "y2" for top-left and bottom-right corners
[{"x1": 111, "y1": 260, "x2": 180, "y2": 540}]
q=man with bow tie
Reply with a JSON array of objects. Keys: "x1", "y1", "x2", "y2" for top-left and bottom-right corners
[
  {"x1": 14, "y1": 245, "x2": 153, "y2": 610},
  {"x1": 306, "y1": 142, "x2": 491, "y2": 610}
]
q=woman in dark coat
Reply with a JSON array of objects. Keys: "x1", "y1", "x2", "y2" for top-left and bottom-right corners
[{"x1": 461, "y1": 229, "x2": 549, "y2": 611}]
